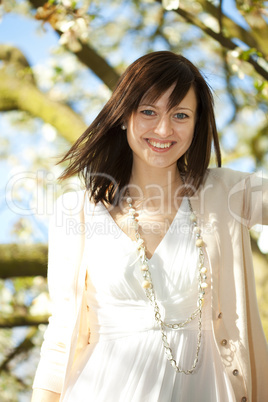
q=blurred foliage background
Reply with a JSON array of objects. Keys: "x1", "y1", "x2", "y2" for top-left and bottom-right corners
[{"x1": 0, "y1": 0, "x2": 267, "y2": 400}]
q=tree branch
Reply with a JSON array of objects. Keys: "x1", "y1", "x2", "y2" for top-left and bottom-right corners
[
  {"x1": 0, "y1": 69, "x2": 87, "y2": 142},
  {"x1": 0, "y1": 244, "x2": 47, "y2": 279},
  {"x1": 0, "y1": 327, "x2": 38, "y2": 372},
  {"x1": 66, "y1": 41, "x2": 120, "y2": 90},
  {"x1": 28, "y1": 0, "x2": 120, "y2": 90},
  {"x1": 158, "y1": 1, "x2": 268, "y2": 80},
  {"x1": 198, "y1": 0, "x2": 266, "y2": 55},
  {"x1": 0, "y1": 313, "x2": 49, "y2": 328},
  {"x1": 0, "y1": 44, "x2": 35, "y2": 84}
]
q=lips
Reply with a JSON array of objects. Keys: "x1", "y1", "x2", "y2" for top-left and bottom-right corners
[{"x1": 145, "y1": 138, "x2": 175, "y2": 151}]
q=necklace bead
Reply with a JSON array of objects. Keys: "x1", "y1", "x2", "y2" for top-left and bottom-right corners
[
  {"x1": 142, "y1": 280, "x2": 152, "y2": 289},
  {"x1": 141, "y1": 263, "x2": 149, "y2": 271},
  {"x1": 190, "y1": 213, "x2": 197, "y2": 222},
  {"x1": 196, "y1": 238, "x2": 204, "y2": 247}
]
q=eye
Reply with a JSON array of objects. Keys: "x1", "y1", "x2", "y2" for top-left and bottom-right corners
[
  {"x1": 141, "y1": 109, "x2": 155, "y2": 116},
  {"x1": 175, "y1": 112, "x2": 188, "y2": 119}
]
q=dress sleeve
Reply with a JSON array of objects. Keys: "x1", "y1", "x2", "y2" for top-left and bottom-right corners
[{"x1": 32, "y1": 192, "x2": 85, "y2": 393}]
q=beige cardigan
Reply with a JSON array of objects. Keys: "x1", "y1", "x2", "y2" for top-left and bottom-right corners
[{"x1": 33, "y1": 168, "x2": 268, "y2": 401}]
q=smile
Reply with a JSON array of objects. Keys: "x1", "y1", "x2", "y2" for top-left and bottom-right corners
[{"x1": 146, "y1": 139, "x2": 174, "y2": 149}]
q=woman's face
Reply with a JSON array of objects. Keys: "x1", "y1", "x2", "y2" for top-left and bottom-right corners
[{"x1": 126, "y1": 85, "x2": 197, "y2": 171}]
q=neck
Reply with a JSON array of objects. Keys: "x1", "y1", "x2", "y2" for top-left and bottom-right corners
[{"x1": 127, "y1": 163, "x2": 183, "y2": 212}]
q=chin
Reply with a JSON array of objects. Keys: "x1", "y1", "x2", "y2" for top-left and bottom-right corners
[{"x1": 147, "y1": 160, "x2": 178, "y2": 169}]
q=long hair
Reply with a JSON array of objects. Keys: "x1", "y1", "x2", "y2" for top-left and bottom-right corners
[{"x1": 56, "y1": 51, "x2": 221, "y2": 205}]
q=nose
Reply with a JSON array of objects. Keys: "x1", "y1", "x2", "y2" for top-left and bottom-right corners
[{"x1": 153, "y1": 115, "x2": 172, "y2": 138}]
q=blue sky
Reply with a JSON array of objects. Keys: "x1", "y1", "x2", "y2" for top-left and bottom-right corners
[{"x1": 0, "y1": 11, "x2": 58, "y2": 64}]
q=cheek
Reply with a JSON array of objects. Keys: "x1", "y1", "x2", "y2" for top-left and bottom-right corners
[
  {"x1": 189, "y1": 127, "x2": 195, "y2": 142},
  {"x1": 188, "y1": 120, "x2": 196, "y2": 138},
  {"x1": 126, "y1": 127, "x2": 138, "y2": 152},
  {"x1": 126, "y1": 118, "x2": 147, "y2": 147},
  {"x1": 131, "y1": 117, "x2": 149, "y2": 135},
  {"x1": 179, "y1": 123, "x2": 195, "y2": 142}
]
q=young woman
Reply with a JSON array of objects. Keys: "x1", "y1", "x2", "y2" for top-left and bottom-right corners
[{"x1": 32, "y1": 51, "x2": 268, "y2": 401}]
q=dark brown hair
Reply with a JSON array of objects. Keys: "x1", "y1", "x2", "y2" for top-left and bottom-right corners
[{"x1": 56, "y1": 51, "x2": 221, "y2": 204}]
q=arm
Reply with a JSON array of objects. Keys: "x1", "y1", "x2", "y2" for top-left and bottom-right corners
[
  {"x1": 224, "y1": 168, "x2": 268, "y2": 398},
  {"x1": 31, "y1": 389, "x2": 61, "y2": 402},
  {"x1": 245, "y1": 171, "x2": 268, "y2": 227},
  {"x1": 226, "y1": 169, "x2": 268, "y2": 227},
  {"x1": 246, "y1": 173, "x2": 268, "y2": 400},
  {"x1": 241, "y1": 171, "x2": 268, "y2": 399},
  {"x1": 32, "y1": 191, "x2": 86, "y2": 396}
]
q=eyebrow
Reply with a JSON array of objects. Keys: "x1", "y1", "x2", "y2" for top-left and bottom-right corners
[
  {"x1": 175, "y1": 107, "x2": 194, "y2": 112},
  {"x1": 139, "y1": 103, "x2": 194, "y2": 113}
]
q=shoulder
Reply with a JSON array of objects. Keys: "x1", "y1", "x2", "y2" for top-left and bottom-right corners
[
  {"x1": 206, "y1": 167, "x2": 251, "y2": 180},
  {"x1": 202, "y1": 167, "x2": 267, "y2": 202},
  {"x1": 204, "y1": 167, "x2": 256, "y2": 190},
  {"x1": 56, "y1": 189, "x2": 87, "y2": 207},
  {"x1": 53, "y1": 190, "x2": 100, "y2": 225},
  {"x1": 53, "y1": 189, "x2": 90, "y2": 217}
]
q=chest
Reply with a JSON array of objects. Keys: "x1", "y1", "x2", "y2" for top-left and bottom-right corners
[
  {"x1": 108, "y1": 206, "x2": 179, "y2": 259},
  {"x1": 85, "y1": 202, "x2": 202, "y2": 303}
]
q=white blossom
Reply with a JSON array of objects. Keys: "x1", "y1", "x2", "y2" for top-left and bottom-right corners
[
  {"x1": 57, "y1": 20, "x2": 75, "y2": 33},
  {"x1": 42, "y1": 124, "x2": 57, "y2": 142},
  {"x1": 60, "y1": 0, "x2": 73, "y2": 7},
  {"x1": 29, "y1": 292, "x2": 52, "y2": 316},
  {"x1": 162, "y1": 0, "x2": 180, "y2": 11}
]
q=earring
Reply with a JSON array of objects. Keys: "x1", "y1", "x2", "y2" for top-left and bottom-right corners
[{"x1": 121, "y1": 124, "x2": 127, "y2": 130}]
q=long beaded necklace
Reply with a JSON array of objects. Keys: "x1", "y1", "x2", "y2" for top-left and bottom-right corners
[{"x1": 125, "y1": 190, "x2": 208, "y2": 374}]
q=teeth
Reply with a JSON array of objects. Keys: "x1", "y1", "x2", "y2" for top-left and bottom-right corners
[{"x1": 148, "y1": 140, "x2": 173, "y2": 149}]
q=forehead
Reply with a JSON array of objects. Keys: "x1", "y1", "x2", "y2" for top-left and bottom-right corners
[
  {"x1": 140, "y1": 85, "x2": 197, "y2": 109},
  {"x1": 140, "y1": 84, "x2": 175, "y2": 103}
]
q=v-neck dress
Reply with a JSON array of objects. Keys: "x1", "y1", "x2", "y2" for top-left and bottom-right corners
[{"x1": 63, "y1": 198, "x2": 236, "y2": 402}]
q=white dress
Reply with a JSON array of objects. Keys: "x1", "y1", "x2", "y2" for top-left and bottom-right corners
[{"x1": 63, "y1": 198, "x2": 236, "y2": 402}]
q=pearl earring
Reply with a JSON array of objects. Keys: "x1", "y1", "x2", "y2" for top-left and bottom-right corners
[{"x1": 121, "y1": 124, "x2": 127, "y2": 130}]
